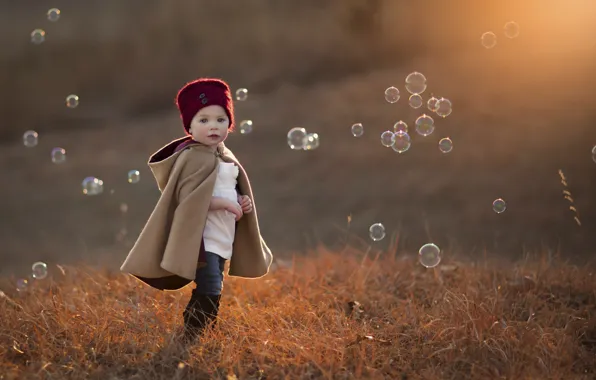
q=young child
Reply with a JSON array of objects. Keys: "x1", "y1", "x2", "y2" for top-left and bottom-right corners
[{"x1": 120, "y1": 78, "x2": 273, "y2": 341}]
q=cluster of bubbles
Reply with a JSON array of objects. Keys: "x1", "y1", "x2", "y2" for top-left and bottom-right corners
[
  {"x1": 30, "y1": 8, "x2": 61, "y2": 45},
  {"x1": 369, "y1": 223, "x2": 442, "y2": 268},
  {"x1": 367, "y1": 72, "x2": 454, "y2": 155},
  {"x1": 287, "y1": 127, "x2": 320, "y2": 151},
  {"x1": 481, "y1": 21, "x2": 520, "y2": 49},
  {"x1": 16, "y1": 262, "x2": 49, "y2": 291}
]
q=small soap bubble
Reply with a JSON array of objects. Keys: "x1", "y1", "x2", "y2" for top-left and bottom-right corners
[
  {"x1": 409, "y1": 94, "x2": 423, "y2": 109},
  {"x1": 127, "y1": 170, "x2": 140, "y2": 184},
  {"x1": 381, "y1": 130, "x2": 396, "y2": 147},
  {"x1": 427, "y1": 96, "x2": 439, "y2": 112},
  {"x1": 32, "y1": 262, "x2": 48, "y2": 280},
  {"x1": 47, "y1": 8, "x2": 61, "y2": 22},
  {"x1": 384, "y1": 86, "x2": 400, "y2": 103},
  {"x1": 415, "y1": 114, "x2": 435, "y2": 137},
  {"x1": 303, "y1": 133, "x2": 320, "y2": 150},
  {"x1": 392, "y1": 131, "x2": 411, "y2": 154},
  {"x1": 351, "y1": 123, "x2": 364, "y2": 137},
  {"x1": 120, "y1": 203, "x2": 128, "y2": 213},
  {"x1": 287, "y1": 127, "x2": 307, "y2": 150},
  {"x1": 31, "y1": 29, "x2": 46, "y2": 44},
  {"x1": 438, "y1": 137, "x2": 453, "y2": 153},
  {"x1": 481, "y1": 32, "x2": 497, "y2": 49},
  {"x1": 16, "y1": 278, "x2": 28, "y2": 292},
  {"x1": 393, "y1": 120, "x2": 408, "y2": 133},
  {"x1": 504, "y1": 21, "x2": 520, "y2": 39},
  {"x1": 235, "y1": 88, "x2": 248, "y2": 101},
  {"x1": 419, "y1": 243, "x2": 441, "y2": 268},
  {"x1": 239, "y1": 120, "x2": 253, "y2": 134},
  {"x1": 51, "y1": 147, "x2": 66, "y2": 164},
  {"x1": 405, "y1": 72, "x2": 427, "y2": 95},
  {"x1": 435, "y1": 98, "x2": 453, "y2": 118},
  {"x1": 23, "y1": 130, "x2": 39, "y2": 148},
  {"x1": 493, "y1": 198, "x2": 506, "y2": 213},
  {"x1": 369, "y1": 223, "x2": 386, "y2": 241},
  {"x1": 591, "y1": 145, "x2": 596, "y2": 156},
  {"x1": 82, "y1": 176, "x2": 104, "y2": 196},
  {"x1": 66, "y1": 94, "x2": 79, "y2": 108}
]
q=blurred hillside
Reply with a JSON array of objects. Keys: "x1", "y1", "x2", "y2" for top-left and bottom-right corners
[
  {"x1": 1, "y1": 0, "x2": 596, "y2": 276},
  {"x1": 3, "y1": 0, "x2": 595, "y2": 138}
]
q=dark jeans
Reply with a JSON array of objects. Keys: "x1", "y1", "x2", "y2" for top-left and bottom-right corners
[{"x1": 192, "y1": 251, "x2": 226, "y2": 296}]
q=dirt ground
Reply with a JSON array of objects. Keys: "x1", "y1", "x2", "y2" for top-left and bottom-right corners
[{"x1": 1, "y1": 1, "x2": 595, "y2": 277}]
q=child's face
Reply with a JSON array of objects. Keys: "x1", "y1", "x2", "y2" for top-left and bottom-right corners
[{"x1": 189, "y1": 105, "x2": 230, "y2": 147}]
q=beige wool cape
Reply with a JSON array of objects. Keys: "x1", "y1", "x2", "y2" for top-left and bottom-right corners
[{"x1": 120, "y1": 136, "x2": 273, "y2": 291}]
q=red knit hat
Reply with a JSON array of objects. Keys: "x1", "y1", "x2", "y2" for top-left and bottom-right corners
[{"x1": 175, "y1": 78, "x2": 235, "y2": 134}]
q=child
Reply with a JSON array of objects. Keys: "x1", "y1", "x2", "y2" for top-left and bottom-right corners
[{"x1": 120, "y1": 78, "x2": 273, "y2": 341}]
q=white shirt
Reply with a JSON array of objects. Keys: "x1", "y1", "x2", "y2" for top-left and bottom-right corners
[{"x1": 203, "y1": 161, "x2": 239, "y2": 260}]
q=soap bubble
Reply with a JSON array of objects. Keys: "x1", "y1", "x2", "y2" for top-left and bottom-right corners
[
  {"x1": 435, "y1": 98, "x2": 453, "y2": 118},
  {"x1": 31, "y1": 29, "x2": 45, "y2": 44},
  {"x1": 438, "y1": 137, "x2": 453, "y2": 153},
  {"x1": 369, "y1": 223, "x2": 386, "y2": 241},
  {"x1": 415, "y1": 114, "x2": 435, "y2": 137},
  {"x1": 504, "y1": 21, "x2": 520, "y2": 39},
  {"x1": 351, "y1": 123, "x2": 364, "y2": 137},
  {"x1": 381, "y1": 130, "x2": 396, "y2": 147},
  {"x1": 427, "y1": 96, "x2": 439, "y2": 112},
  {"x1": 303, "y1": 133, "x2": 320, "y2": 150},
  {"x1": 66, "y1": 94, "x2": 79, "y2": 108},
  {"x1": 235, "y1": 88, "x2": 248, "y2": 101},
  {"x1": 23, "y1": 130, "x2": 39, "y2": 148},
  {"x1": 239, "y1": 120, "x2": 253, "y2": 134},
  {"x1": 51, "y1": 147, "x2": 66, "y2": 163},
  {"x1": 392, "y1": 131, "x2": 411, "y2": 154},
  {"x1": 82, "y1": 177, "x2": 104, "y2": 196},
  {"x1": 419, "y1": 243, "x2": 441, "y2": 268},
  {"x1": 393, "y1": 120, "x2": 408, "y2": 133},
  {"x1": 32, "y1": 262, "x2": 48, "y2": 280},
  {"x1": 481, "y1": 32, "x2": 497, "y2": 49},
  {"x1": 493, "y1": 198, "x2": 506, "y2": 213},
  {"x1": 47, "y1": 8, "x2": 61, "y2": 22},
  {"x1": 16, "y1": 279, "x2": 28, "y2": 292},
  {"x1": 127, "y1": 170, "x2": 140, "y2": 184},
  {"x1": 287, "y1": 127, "x2": 307, "y2": 150},
  {"x1": 409, "y1": 94, "x2": 423, "y2": 109},
  {"x1": 405, "y1": 72, "x2": 427, "y2": 95},
  {"x1": 384, "y1": 86, "x2": 400, "y2": 103}
]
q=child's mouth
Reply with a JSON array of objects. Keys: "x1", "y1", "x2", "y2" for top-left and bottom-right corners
[{"x1": 208, "y1": 135, "x2": 219, "y2": 139}]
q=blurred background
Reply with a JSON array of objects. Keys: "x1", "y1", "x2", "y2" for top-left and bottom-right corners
[{"x1": 1, "y1": 0, "x2": 596, "y2": 276}]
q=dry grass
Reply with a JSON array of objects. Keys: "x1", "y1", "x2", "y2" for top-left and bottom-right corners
[{"x1": 1, "y1": 237, "x2": 595, "y2": 380}]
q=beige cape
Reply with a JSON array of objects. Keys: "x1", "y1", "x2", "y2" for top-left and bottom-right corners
[{"x1": 120, "y1": 136, "x2": 273, "y2": 290}]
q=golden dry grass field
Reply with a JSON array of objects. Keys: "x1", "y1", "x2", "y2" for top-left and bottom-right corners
[{"x1": 1, "y1": 244, "x2": 595, "y2": 379}]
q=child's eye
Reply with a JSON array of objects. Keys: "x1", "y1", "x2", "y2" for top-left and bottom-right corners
[
  {"x1": 218, "y1": 118, "x2": 226, "y2": 123},
  {"x1": 200, "y1": 118, "x2": 208, "y2": 123}
]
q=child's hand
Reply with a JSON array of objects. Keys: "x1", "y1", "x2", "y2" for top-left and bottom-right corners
[
  {"x1": 223, "y1": 199, "x2": 244, "y2": 221},
  {"x1": 210, "y1": 197, "x2": 243, "y2": 220},
  {"x1": 237, "y1": 195, "x2": 253, "y2": 214}
]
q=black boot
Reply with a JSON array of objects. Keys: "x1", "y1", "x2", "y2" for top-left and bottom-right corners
[{"x1": 182, "y1": 294, "x2": 221, "y2": 341}]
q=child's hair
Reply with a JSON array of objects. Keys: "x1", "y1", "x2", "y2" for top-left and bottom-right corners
[{"x1": 175, "y1": 78, "x2": 236, "y2": 134}]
